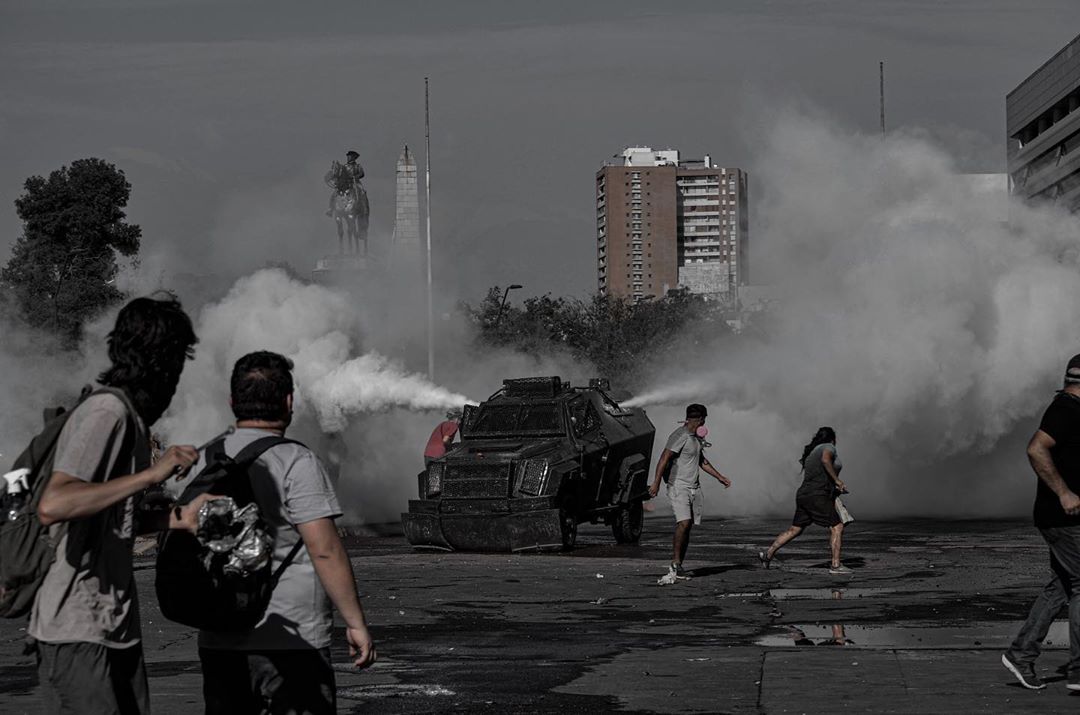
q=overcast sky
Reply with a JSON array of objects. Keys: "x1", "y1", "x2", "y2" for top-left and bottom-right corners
[{"x1": 3, "y1": 1, "x2": 1079, "y2": 302}]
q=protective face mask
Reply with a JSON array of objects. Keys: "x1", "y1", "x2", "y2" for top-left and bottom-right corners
[{"x1": 695, "y1": 425, "x2": 709, "y2": 439}]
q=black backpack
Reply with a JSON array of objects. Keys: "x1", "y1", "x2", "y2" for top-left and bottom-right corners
[
  {"x1": 0, "y1": 387, "x2": 138, "y2": 618},
  {"x1": 155, "y1": 435, "x2": 304, "y2": 632}
]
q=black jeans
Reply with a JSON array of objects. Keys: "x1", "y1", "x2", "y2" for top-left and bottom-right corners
[
  {"x1": 37, "y1": 640, "x2": 150, "y2": 715},
  {"x1": 1006, "y1": 525, "x2": 1080, "y2": 675},
  {"x1": 199, "y1": 647, "x2": 335, "y2": 715}
]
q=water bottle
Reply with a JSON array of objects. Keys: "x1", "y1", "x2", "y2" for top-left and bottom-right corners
[
  {"x1": 2, "y1": 469, "x2": 30, "y2": 523},
  {"x1": 4, "y1": 491, "x2": 25, "y2": 523}
]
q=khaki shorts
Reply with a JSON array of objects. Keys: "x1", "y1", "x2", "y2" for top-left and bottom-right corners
[{"x1": 667, "y1": 483, "x2": 703, "y2": 525}]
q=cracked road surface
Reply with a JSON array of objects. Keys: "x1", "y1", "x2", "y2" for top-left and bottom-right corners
[{"x1": 0, "y1": 517, "x2": 1077, "y2": 713}]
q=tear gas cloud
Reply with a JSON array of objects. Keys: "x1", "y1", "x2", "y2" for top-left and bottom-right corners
[
  {"x1": 158, "y1": 269, "x2": 475, "y2": 439},
  {"x1": 626, "y1": 113, "x2": 1080, "y2": 519}
]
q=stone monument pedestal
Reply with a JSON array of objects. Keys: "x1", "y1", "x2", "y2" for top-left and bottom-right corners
[{"x1": 312, "y1": 253, "x2": 369, "y2": 287}]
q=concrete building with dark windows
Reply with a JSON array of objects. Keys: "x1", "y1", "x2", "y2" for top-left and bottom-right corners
[
  {"x1": 596, "y1": 147, "x2": 748, "y2": 302},
  {"x1": 1007, "y1": 33, "x2": 1080, "y2": 210}
]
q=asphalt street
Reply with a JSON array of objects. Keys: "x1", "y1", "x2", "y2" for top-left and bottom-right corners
[{"x1": 0, "y1": 516, "x2": 1077, "y2": 714}]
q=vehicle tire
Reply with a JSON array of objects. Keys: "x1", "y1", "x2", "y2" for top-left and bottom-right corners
[
  {"x1": 560, "y1": 510, "x2": 578, "y2": 550},
  {"x1": 612, "y1": 500, "x2": 644, "y2": 544}
]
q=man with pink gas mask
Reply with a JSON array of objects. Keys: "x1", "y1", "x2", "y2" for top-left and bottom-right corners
[{"x1": 649, "y1": 403, "x2": 732, "y2": 585}]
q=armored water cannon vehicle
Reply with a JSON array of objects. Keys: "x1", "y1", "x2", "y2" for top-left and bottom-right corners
[{"x1": 402, "y1": 376, "x2": 656, "y2": 551}]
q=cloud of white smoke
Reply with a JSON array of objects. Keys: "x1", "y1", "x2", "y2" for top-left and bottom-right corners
[
  {"x1": 627, "y1": 113, "x2": 1080, "y2": 519},
  {"x1": 159, "y1": 269, "x2": 476, "y2": 442}
]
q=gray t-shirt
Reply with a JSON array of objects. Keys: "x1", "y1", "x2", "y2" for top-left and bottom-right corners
[
  {"x1": 29, "y1": 392, "x2": 150, "y2": 648},
  {"x1": 796, "y1": 443, "x2": 842, "y2": 498},
  {"x1": 664, "y1": 427, "x2": 702, "y2": 488},
  {"x1": 166, "y1": 427, "x2": 342, "y2": 651}
]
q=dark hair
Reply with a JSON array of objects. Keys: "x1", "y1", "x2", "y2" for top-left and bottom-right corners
[
  {"x1": 799, "y1": 426, "x2": 837, "y2": 469},
  {"x1": 230, "y1": 351, "x2": 295, "y2": 421},
  {"x1": 98, "y1": 294, "x2": 197, "y2": 426},
  {"x1": 686, "y1": 403, "x2": 708, "y2": 419}
]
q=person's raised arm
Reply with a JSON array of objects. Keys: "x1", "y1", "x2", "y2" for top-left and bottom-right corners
[
  {"x1": 38, "y1": 446, "x2": 197, "y2": 526},
  {"x1": 1028, "y1": 429, "x2": 1080, "y2": 515},
  {"x1": 297, "y1": 517, "x2": 376, "y2": 668}
]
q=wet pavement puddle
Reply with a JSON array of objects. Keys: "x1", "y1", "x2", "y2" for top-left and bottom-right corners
[
  {"x1": 768, "y1": 587, "x2": 895, "y2": 599},
  {"x1": 337, "y1": 684, "x2": 456, "y2": 699},
  {"x1": 757, "y1": 621, "x2": 1070, "y2": 649}
]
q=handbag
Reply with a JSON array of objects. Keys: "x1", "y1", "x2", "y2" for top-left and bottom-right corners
[{"x1": 835, "y1": 496, "x2": 855, "y2": 524}]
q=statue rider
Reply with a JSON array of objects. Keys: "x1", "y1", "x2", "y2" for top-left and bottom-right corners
[{"x1": 325, "y1": 150, "x2": 365, "y2": 216}]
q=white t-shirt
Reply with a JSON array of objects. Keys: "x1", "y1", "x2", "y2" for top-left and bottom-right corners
[{"x1": 664, "y1": 427, "x2": 702, "y2": 489}]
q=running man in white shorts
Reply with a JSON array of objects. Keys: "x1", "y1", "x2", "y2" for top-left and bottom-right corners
[{"x1": 649, "y1": 403, "x2": 733, "y2": 584}]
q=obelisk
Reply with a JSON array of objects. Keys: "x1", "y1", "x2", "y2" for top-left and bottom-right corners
[{"x1": 392, "y1": 144, "x2": 421, "y2": 269}]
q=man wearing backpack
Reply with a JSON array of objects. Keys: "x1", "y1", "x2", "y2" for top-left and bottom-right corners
[
  {"x1": 173, "y1": 351, "x2": 375, "y2": 714},
  {"x1": 30, "y1": 295, "x2": 204, "y2": 714},
  {"x1": 648, "y1": 403, "x2": 732, "y2": 585}
]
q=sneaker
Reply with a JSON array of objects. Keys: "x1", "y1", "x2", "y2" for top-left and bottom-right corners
[
  {"x1": 1001, "y1": 653, "x2": 1046, "y2": 690},
  {"x1": 672, "y1": 563, "x2": 691, "y2": 580},
  {"x1": 828, "y1": 564, "x2": 853, "y2": 575},
  {"x1": 758, "y1": 551, "x2": 772, "y2": 569}
]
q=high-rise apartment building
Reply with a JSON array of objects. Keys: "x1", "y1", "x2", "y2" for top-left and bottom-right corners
[
  {"x1": 596, "y1": 147, "x2": 748, "y2": 301},
  {"x1": 1007, "y1": 33, "x2": 1080, "y2": 210}
]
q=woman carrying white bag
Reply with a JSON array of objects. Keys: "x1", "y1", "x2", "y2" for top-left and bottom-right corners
[{"x1": 758, "y1": 426, "x2": 854, "y2": 575}]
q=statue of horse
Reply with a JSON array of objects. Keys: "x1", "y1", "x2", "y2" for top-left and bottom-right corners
[
  {"x1": 325, "y1": 160, "x2": 370, "y2": 256},
  {"x1": 329, "y1": 186, "x2": 369, "y2": 255}
]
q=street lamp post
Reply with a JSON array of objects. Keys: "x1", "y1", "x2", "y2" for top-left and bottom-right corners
[{"x1": 494, "y1": 284, "x2": 523, "y2": 331}]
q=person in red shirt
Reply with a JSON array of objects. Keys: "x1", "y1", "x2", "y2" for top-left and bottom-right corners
[{"x1": 424, "y1": 409, "x2": 462, "y2": 467}]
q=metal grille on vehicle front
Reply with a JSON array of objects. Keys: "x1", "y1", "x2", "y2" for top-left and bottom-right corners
[
  {"x1": 443, "y1": 463, "x2": 511, "y2": 498},
  {"x1": 517, "y1": 459, "x2": 548, "y2": 496}
]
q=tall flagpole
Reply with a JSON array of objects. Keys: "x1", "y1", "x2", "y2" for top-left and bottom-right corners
[
  {"x1": 879, "y1": 61, "x2": 886, "y2": 138},
  {"x1": 425, "y1": 77, "x2": 435, "y2": 379}
]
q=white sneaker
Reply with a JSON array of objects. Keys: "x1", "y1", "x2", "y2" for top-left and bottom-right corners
[{"x1": 657, "y1": 567, "x2": 678, "y2": 586}]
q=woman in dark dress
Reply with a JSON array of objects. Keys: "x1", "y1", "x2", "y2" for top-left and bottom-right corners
[{"x1": 759, "y1": 427, "x2": 851, "y2": 574}]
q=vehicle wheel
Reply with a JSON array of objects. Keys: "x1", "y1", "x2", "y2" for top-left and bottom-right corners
[
  {"x1": 612, "y1": 500, "x2": 644, "y2": 544},
  {"x1": 560, "y1": 510, "x2": 578, "y2": 550}
]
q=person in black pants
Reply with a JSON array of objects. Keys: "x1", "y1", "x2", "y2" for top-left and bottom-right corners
[{"x1": 1002, "y1": 355, "x2": 1080, "y2": 693}]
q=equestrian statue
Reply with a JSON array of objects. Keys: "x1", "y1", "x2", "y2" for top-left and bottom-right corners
[{"x1": 324, "y1": 149, "x2": 370, "y2": 255}]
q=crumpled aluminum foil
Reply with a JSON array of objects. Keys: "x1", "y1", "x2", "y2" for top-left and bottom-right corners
[{"x1": 196, "y1": 497, "x2": 274, "y2": 576}]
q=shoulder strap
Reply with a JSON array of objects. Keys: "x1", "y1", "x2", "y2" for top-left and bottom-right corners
[
  {"x1": 231, "y1": 435, "x2": 302, "y2": 468},
  {"x1": 270, "y1": 538, "x2": 305, "y2": 586}
]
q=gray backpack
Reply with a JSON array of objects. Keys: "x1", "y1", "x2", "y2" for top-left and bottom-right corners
[{"x1": 0, "y1": 387, "x2": 136, "y2": 618}]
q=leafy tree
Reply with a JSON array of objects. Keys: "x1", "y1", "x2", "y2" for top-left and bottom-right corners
[
  {"x1": 2, "y1": 159, "x2": 140, "y2": 344},
  {"x1": 465, "y1": 287, "x2": 732, "y2": 387}
]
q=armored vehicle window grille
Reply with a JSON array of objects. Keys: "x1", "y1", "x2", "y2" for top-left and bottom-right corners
[
  {"x1": 443, "y1": 463, "x2": 510, "y2": 498},
  {"x1": 518, "y1": 459, "x2": 548, "y2": 496},
  {"x1": 569, "y1": 398, "x2": 603, "y2": 438},
  {"x1": 470, "y1": 404, "x2": 519, "y2": 434},
  {"x1": 463, "y1": 402, "x2": 564, "y2": 437},
  {"x1": 519, "y1": 404, "x2": 561, "y2": 432}
]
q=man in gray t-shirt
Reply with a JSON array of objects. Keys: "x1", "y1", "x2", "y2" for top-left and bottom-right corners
[
  {"x1": 171, "y1": 351, "x2": 375, "y2": 714},
  {"x1": 648, "y1": 403, "x2": 732, "y2": 585}
]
